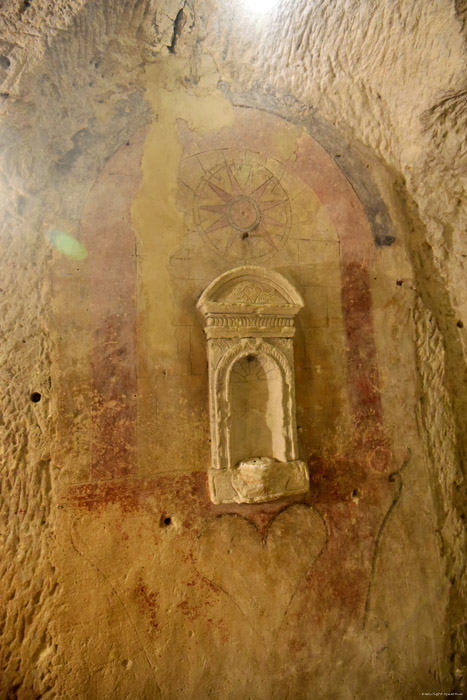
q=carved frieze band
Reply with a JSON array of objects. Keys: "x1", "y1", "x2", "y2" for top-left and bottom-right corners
[{"x1": 206, "y1": 315, "x2": 294, "y2": 327}]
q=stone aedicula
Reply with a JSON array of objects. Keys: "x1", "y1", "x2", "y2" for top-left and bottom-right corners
[{"x1": 197, "y1": 266, "x2": 309, "y2": 504}]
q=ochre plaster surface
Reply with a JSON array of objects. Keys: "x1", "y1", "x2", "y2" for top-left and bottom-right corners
[
  {"x1": 50, "y1": 84, "x2": 446, "y2": 697},
  {"x1": 0, "y1": 3, "x2": 465, "y2": 698}
]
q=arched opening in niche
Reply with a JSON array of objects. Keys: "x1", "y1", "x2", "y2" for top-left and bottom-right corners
[{"x1": 229, "y1": 353, "x2": 286, "y2": 467}]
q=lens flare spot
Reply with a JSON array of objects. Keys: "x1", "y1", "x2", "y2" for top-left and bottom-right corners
[{"x1": 47, "y1": 229, "x2": 88, "y2": 260}]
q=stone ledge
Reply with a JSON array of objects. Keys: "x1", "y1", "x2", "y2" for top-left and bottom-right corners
[{"x1": 209, "y1": 458, "x2": 309, "y2": 505}]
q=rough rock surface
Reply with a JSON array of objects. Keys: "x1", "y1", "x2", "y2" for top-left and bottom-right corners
[{"x1": 0, "y1": 1, "x2": 465, "y2": 698}]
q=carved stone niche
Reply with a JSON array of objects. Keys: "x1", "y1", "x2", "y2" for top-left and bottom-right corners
[{"x1": 197, "y1": 266, "x2": 309, "y2": 505}]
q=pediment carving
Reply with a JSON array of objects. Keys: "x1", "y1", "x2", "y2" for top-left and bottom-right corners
[
  {"x1": 218, "y1": 281, "x2": 286, "y2": 304},
  {"x1": 197, "y1": 266, "x2": 304, "y2": 341},
  {"x1": 198, "y1": 266, "x2": 303, "y2": 308}
]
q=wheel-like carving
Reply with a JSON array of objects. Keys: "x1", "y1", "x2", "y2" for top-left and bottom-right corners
[{"x1": 194, "y1": 153, "x2": 291, "y2": 262}]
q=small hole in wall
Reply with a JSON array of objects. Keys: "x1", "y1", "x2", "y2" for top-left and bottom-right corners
[
  {"x1": 396, "y1": 279, "x2": 403, "y2": 286},
  {"x1": 30, "y1": 392, "x2": 42, "y2": 403},
  {"x1": 160, "y1": 516, "x2": 172, "y2": 527},
  {"x1": 351, "y1": 488, "x2": 362, "y2": 499},
  {"x1": 242, "y1": 233, "x2": 249, "y2": 239},
  {"x1": 457, "y1": 320, "x2": 464, "y2": 328}
]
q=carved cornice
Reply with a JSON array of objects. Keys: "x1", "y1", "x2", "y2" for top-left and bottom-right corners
[
  {"x1": 204, "y1": 314, "x2": 295, "y2": 339},
  {"x1": 198, "y1": 266, "x2": 303, "y2": 340}
]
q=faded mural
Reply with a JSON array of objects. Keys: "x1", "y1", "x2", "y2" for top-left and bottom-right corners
[{"x1": 50, "y1": 100, "x2": 443, "y2": 698}]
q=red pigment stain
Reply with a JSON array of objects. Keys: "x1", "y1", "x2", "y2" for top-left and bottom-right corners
[
  {"x1": 80, "y1": 130, "x2": 147, "y2": 481},
  {"x1": 288, "y1": 637, "x2": 308, "y2": 655},
  {"x1": 65, "y1": 480, "x2": 142, "y2": 514},
  {"x1": 64, "y1": 460, "x2": 399, "y2": 635},
  {"x1": 177, "y1": 599, "x2": 202, "y2": 621},
  {"x1": 177, "y1": 602, "x2": 229, "y2": 642},
  {"x1": 134, "y1": 576, "x2": 159, "y2": 630},
  {"x1": 180, "y1": 550, "x2": 223, "y2": 599},
  {"x1": 340, "y1": 262, "x2": 383, "y2": 430},
  {"x1": 200, "y1": 577, "x2": 222, "y2": 596}
]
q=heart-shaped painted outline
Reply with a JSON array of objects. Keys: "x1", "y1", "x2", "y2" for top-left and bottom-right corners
[{"x1": 196, "y1": 503, "x2": 328, "y2": 640}]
